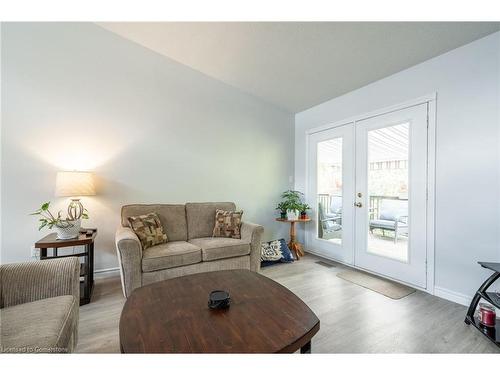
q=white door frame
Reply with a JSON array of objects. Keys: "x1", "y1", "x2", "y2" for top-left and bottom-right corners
[{"x1": 304, "y1": 93, "x2": 436, "y2": 294}]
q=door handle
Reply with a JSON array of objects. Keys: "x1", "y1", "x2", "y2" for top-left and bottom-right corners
[{"x1": 354, "y1": 202, "x2": 363, "y2": 208}]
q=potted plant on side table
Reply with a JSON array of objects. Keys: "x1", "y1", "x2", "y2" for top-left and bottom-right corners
[
  {"x1": 282, "y1": 190, "x2": 304, "y2": 220},
  {"x1": 31, "y1": 201, "x2": 88, "y2": 239},
  {"x1": 274, "y1": 190, "x2": 311, "y2": 260},
  {"x1": 276, "y1": 201, "x2": 288, "y2": 219},
  {"x1": 299, "y1": 203, "x2": 311, "y2": 220}
]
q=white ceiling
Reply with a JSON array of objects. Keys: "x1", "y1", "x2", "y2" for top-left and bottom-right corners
[{"x1": 98, "y1": 22, "x2": 500, "y2": 113}]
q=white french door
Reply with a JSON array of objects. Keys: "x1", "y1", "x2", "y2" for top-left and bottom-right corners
[
  {"x1": 306, "y1": 124, "x2": 355, "y2": 264},
  {"x1": 354, "y1": 104, "x2": 428, "y2": 287},
  {"x1": 306, "y1": 103, "x2": 429, "y2": 288}
]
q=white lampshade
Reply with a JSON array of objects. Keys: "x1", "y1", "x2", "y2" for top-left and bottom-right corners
[{"x1": 55, "y1": 171, "x2": 96, "y2": 197}]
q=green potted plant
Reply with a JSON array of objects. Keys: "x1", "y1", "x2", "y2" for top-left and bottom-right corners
[
  {"x1": 299, "y1": 203, "x2": 311, "y2": 219},
  {"x1": 31, "y1": 202, "x2": 88, "y2": 239},
  {"x1": 286, "y1": 201, "x2": 302, "y2": 220},
  {"x1": 278, "y1": 190, "x2": 305, "y2": 220},
  {"x1": 276, "y1": 201, "x2": 288, "y2": 219}
]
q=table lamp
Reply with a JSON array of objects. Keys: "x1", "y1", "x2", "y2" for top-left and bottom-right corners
[{"x1": 55, "y1": 171, "x2": 96, "y2": 220}]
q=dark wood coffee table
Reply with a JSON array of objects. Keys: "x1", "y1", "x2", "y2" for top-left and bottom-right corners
[{"x1": 119, "y1": 270, "x2": 320, "y2": 353}]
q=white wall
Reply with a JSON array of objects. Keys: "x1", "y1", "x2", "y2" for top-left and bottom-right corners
[
  {"x1": 1, "y1": 23, "x2": 294, "y2": 271},
  {"x1": 295, "y1": 32, "x2": 500, "y2": 303}
]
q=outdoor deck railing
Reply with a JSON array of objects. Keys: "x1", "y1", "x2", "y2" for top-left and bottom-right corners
[{"x1": 317, "y1": 194, "x2": 407, "y2": 219}]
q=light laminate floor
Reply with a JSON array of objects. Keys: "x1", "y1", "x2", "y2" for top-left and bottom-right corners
[{"x1": 77, "y1": 254, "x2": 499, "y2": 353}]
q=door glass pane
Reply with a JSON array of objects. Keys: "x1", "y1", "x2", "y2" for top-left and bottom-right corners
[
  {"x1": 317, "y1": 138, "x2": 342, "y2": 244},
  {"x1": 367, "y1": 123, "x2": 409, "y2": 261}
]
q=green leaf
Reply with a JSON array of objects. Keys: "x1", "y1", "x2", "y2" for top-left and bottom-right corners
[
  {"x1": 41, "y1": 202, "x2": 50, "y2": 211},
  {"x1": 38, "y1": 221, "x2": 47, "y2": 231}
]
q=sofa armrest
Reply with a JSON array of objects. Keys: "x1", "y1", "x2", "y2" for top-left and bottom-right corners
[
  {"x1": 241, "y1": 221, "x2": 264, "y2": 273},
  {"x1": 115, "y1": 226, "x2": 143, "y2": 298},
  {"x1": 0, "y1": 257, "x2": 79, "y2": 308}
]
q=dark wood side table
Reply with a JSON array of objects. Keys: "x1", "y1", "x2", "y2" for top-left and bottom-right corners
[
  {"x1": 34, "y1": 229, "x2": 97, "y2": 305},
  {"x1": 465, "y1": 262, "x2": 500, "y2": 348},
  {"x1": 275, "y1": 218, "x2": 311, "y2": 260}
]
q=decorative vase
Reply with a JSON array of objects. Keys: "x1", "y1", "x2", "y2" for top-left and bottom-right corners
[
  {"x1": 286, "y1": 209, "x2": 299, "y2": 220},
  {"x1": 55, "y1": 219, "x2": 81, "y2": 240},
  {"x1": 280, "y1": 212, "x2": 287, "y2": 219},
  {"x1": 300, "y1": 212, "x2": 307, "y2": 220}
]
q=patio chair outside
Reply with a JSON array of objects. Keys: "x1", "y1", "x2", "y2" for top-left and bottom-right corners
[
  {"x1": 369, "y1": 199, "x2": 408, "y2": 243},
  {"x1": 318, "y1": 201, "x2": 342, "y2": 240}
]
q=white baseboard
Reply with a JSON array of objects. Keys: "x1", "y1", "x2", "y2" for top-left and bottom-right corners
[{"x1": 433, "y1": 286, "x2": 471, "y2": 307}]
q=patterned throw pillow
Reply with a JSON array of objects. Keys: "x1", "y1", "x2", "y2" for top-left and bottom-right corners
[
  {"x1": 261, "y1": 240, "x2": 283, "y2": 262},
  {"x1": 212, "y1": 209, "x2": 243, "y2": 239},
  {"x1": 128, "y1": 212, "x2": 168, "y2": 250},
  {"x1": 261, "y1": 239, "x2": 295, "y2": 267}
]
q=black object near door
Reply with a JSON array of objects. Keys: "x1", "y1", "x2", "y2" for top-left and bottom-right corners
[{"x1": 465, "y1": 262, "x2": 500, "y2": 348}]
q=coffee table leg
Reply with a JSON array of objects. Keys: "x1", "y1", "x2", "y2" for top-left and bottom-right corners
[{"x1": 300, "y1": 341, "x2": 311, "y2": 354}]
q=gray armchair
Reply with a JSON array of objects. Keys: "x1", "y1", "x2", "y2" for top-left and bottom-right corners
[
  {"x1": 369, "y1": 199, "x2": 408, "y2": 243},
  {"x1": 0, "y1": 257, "x2": 80, "y2": 353}
]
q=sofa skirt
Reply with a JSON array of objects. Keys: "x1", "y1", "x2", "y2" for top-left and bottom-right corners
[{"x1": 141, "y1": 255, "x2": 251, "y2": 286}]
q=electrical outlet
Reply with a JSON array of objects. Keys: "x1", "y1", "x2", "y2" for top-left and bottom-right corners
[{"x1": 31, "y1": 246, "x2": 40, "y2": 259}]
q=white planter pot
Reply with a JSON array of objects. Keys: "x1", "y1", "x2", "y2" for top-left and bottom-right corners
[
  {"x1": 286, "y1": 209, "x2": 299, "y2": 220},
  {"x1": 55, "y1": 219, "x2": 81, "y2": 240}
]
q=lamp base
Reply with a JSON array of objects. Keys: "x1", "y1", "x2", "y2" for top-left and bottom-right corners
[{"x1": 67, "y1": 199, "x2": 84, "y2": 221}]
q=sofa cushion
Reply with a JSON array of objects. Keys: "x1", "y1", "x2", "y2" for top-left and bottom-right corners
[
  {"x1": 128, "y1": 212, "x2": 168, "y2": 250},
  {"x1": 122, "y1": 204, "x2": 188, "y2": 241},
  {"x1": 186, "y1": 202, "x2": 236, "y2": 239},
  {"x1": 370, "y1": 219, "x2": 405, "y2": 230},
  {"x1": 0, "y1": 295, "x2": 77, "y2": 353},
  {"x1": 142, "y1": 241, "x2": 202, "y2": 272},
  {"x1": 188, "y1": 237, "x2": 250, "y2": 262},
  {"x1": 378, "y1": 199, "x2": 408, "y2": 221}
]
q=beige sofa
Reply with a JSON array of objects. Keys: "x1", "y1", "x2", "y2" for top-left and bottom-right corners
[
  {"x1": 0, "y1": 257, "x2": 80, "y2": 353},
  {"x1": 115, "y1": 202, "x2": 264, "y2": 298}
]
